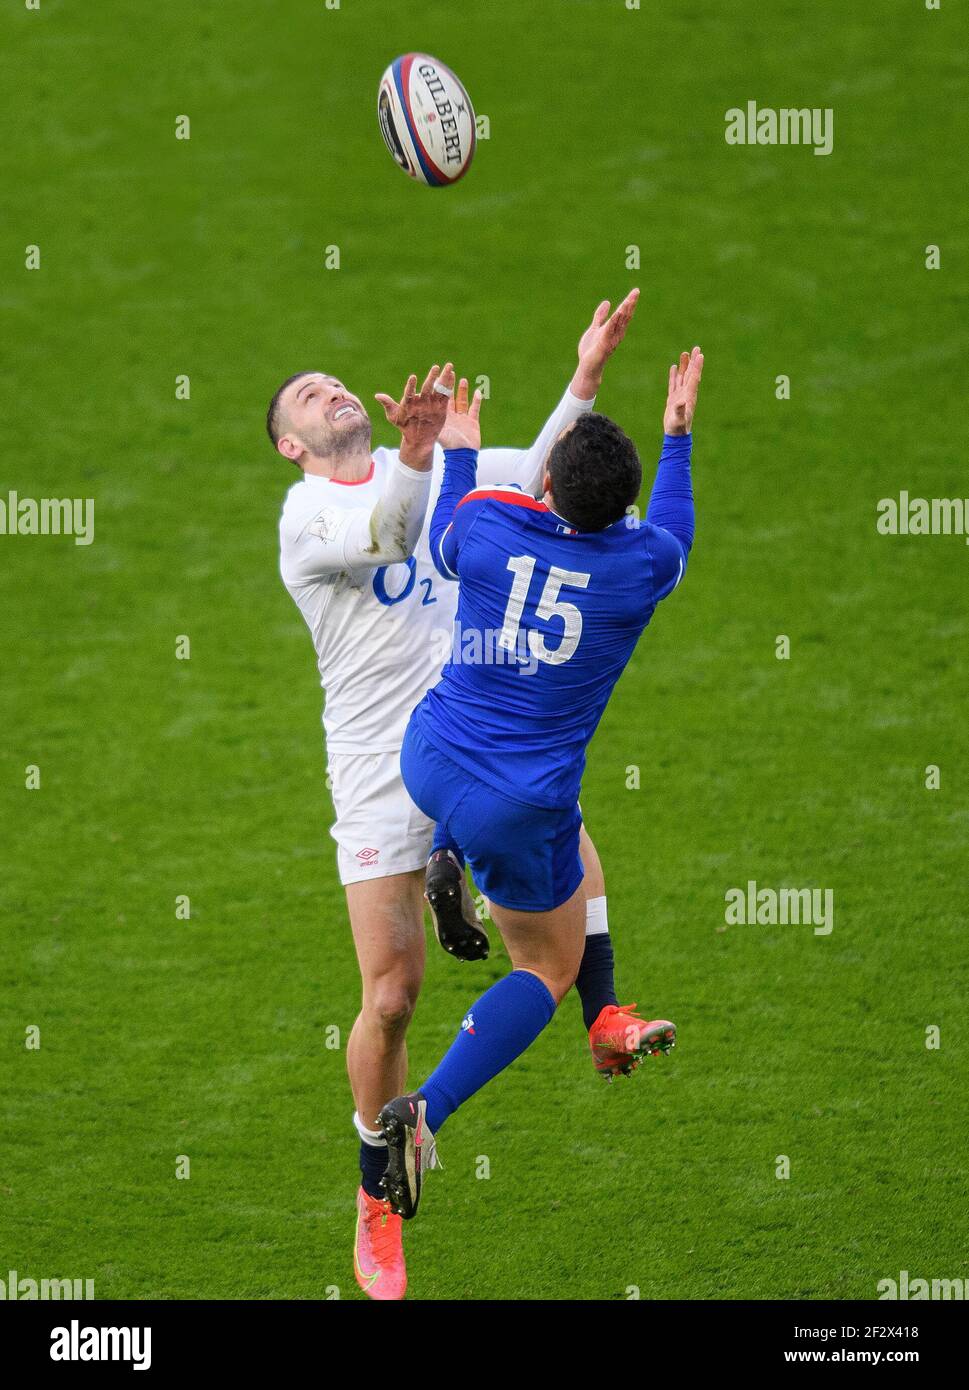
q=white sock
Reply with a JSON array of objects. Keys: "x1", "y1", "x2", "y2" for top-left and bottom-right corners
[
  {"x1": 353, "y1": 1110, "x2": 386, "y2": 1147},
  {"x1": 585, "y1": 895, "x2": 609, "y2": 937}
]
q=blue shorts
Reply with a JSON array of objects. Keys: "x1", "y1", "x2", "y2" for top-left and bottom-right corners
[{"x1": 400, "y1": 719, "x2": 584, "y2": 913}]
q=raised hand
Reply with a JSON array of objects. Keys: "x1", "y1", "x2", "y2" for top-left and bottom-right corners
[
  {"x1": 438, "y1": 377, "x2": 483, "y2": 451},
  {"x1": 375, "y1": 362, "x2": 456, "y2": 470},
  {"x1": 572, "y1": 288, "x2": 640, "y2": 399},
  {"x1": 663, "y1": 346, "x2": 704, "y2": 436}
]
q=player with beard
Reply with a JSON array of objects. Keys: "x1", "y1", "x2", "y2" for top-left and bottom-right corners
[{"x1": 271, "y1": 293, "x2": 665, "y2": 1299}]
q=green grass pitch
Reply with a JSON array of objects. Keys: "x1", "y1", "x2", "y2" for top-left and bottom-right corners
[{"x1": 1, "y1": 0, "x2": 967, "y2": 1300}]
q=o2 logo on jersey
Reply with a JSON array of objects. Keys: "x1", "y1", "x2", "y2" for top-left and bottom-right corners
[{"x1": 372, "y1": 558, "x2": 436, "y2": 608}]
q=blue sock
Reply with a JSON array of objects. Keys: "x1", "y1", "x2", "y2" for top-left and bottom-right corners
[
  {"x1": 420, "y1": 970, "x2": 557, "y2": 1134},
  {"x1": 575, "y1": 931, "x2": 619, "y2": 1031},
  {"x1": 359, "y1": 1138, "x2": 389, "y2": 1200},
  {"x1": 431, "y1": 823, "x2": 465, "y2": 870}
]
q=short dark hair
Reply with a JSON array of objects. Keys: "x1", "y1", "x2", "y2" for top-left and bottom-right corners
[
  {"x1": 266, "y1": 371, "x2": 317, "y2": 448},
  {"x1": 546, "y1": 413, "x2": 642, "y2": 531}
]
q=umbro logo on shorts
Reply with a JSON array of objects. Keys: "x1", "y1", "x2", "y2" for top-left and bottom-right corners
[{"x1": 355, "y1": 847, "x2": 380, "y2": 865}]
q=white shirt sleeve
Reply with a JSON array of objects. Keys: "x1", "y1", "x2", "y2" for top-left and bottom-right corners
[
  {"x1": 474, "y1": 386, "x2": 597, "y2": 497},
  {"x1": 280, "y1": 458, "x2": 432, "y2": 585}
]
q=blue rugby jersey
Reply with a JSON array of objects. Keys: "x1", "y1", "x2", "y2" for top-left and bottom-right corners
[{"x1": 409, "y1": 434, "x2": 695, "y2": 809}]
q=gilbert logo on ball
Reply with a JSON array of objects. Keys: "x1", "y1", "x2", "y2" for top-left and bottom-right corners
[{"x1": 377, "y1": 53, "x2": 476, "y2": 186}]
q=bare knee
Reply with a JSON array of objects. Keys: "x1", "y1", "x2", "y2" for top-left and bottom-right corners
[
  {"x1": 493, "y1": 890, "x2": 586, "y2": 1006},
  {"x1": 578, "y1": 825, "x2": 605, "y2": 899},
  {"x1": 347, "y1": 871, "x2": 426, "y2": 1041},
  {"x1": 509, "y1": 959, "x2": 579, "y2": 1006},
  {"x1": 545, "y1": 964, "x2": 580, "y2": 1005},
  {"x1": 364, "y1": 977, "x2": 419, "y2": 1037}
]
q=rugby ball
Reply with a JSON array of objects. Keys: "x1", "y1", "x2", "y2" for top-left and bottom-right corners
[{"x1": 377, "y1": 53, "x2": 476, "y2": 186}]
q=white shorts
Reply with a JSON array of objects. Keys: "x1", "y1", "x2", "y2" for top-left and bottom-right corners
[{"x1": 327, "y1": 749, "x2": 435, "y2": 886}]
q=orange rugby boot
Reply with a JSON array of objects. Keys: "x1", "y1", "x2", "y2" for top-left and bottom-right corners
[
  {"x1": 588, "y1": 1004, "x2": 677, "y2": 1079},
  {"x1": 353, "y1": 1186, "x2": 407, "y2": 1300}
]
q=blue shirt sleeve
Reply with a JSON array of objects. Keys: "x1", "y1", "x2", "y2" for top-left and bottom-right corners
[
  {"x1": 645, "y1": 433, "x2": 694, "y2": 600},
  {"x1": 430, "y1": 447, "x2": 479, "y2": 580}
]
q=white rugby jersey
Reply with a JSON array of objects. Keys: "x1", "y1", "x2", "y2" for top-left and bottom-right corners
[{"x1": 279, "y1": 387, "x2": 594, "y2": 755}]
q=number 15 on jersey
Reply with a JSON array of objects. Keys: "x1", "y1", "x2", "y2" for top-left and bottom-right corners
[{"x1": 498, "y1": 555, "x2": 590, "y2": 666}]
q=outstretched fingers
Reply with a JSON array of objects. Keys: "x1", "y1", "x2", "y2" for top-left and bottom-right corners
[
  {"x1": 374, "y1": 391, "x2": 401, "y2": 422},
  {"x1": 685, "y1": 347, "x2": 704, "y2": 409},
  {"x1": 607, "y1": 287, "x2": 640, "y2": 343},
  {"x1": 418, "y1": 365, "x2": 440, "y2": 398},
  {"x1": 435, "y1": 362, "x2": 455, "y2": 400},
  {"x1": 663, "y1": 344, "x2": 705, "y2": 433}
]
